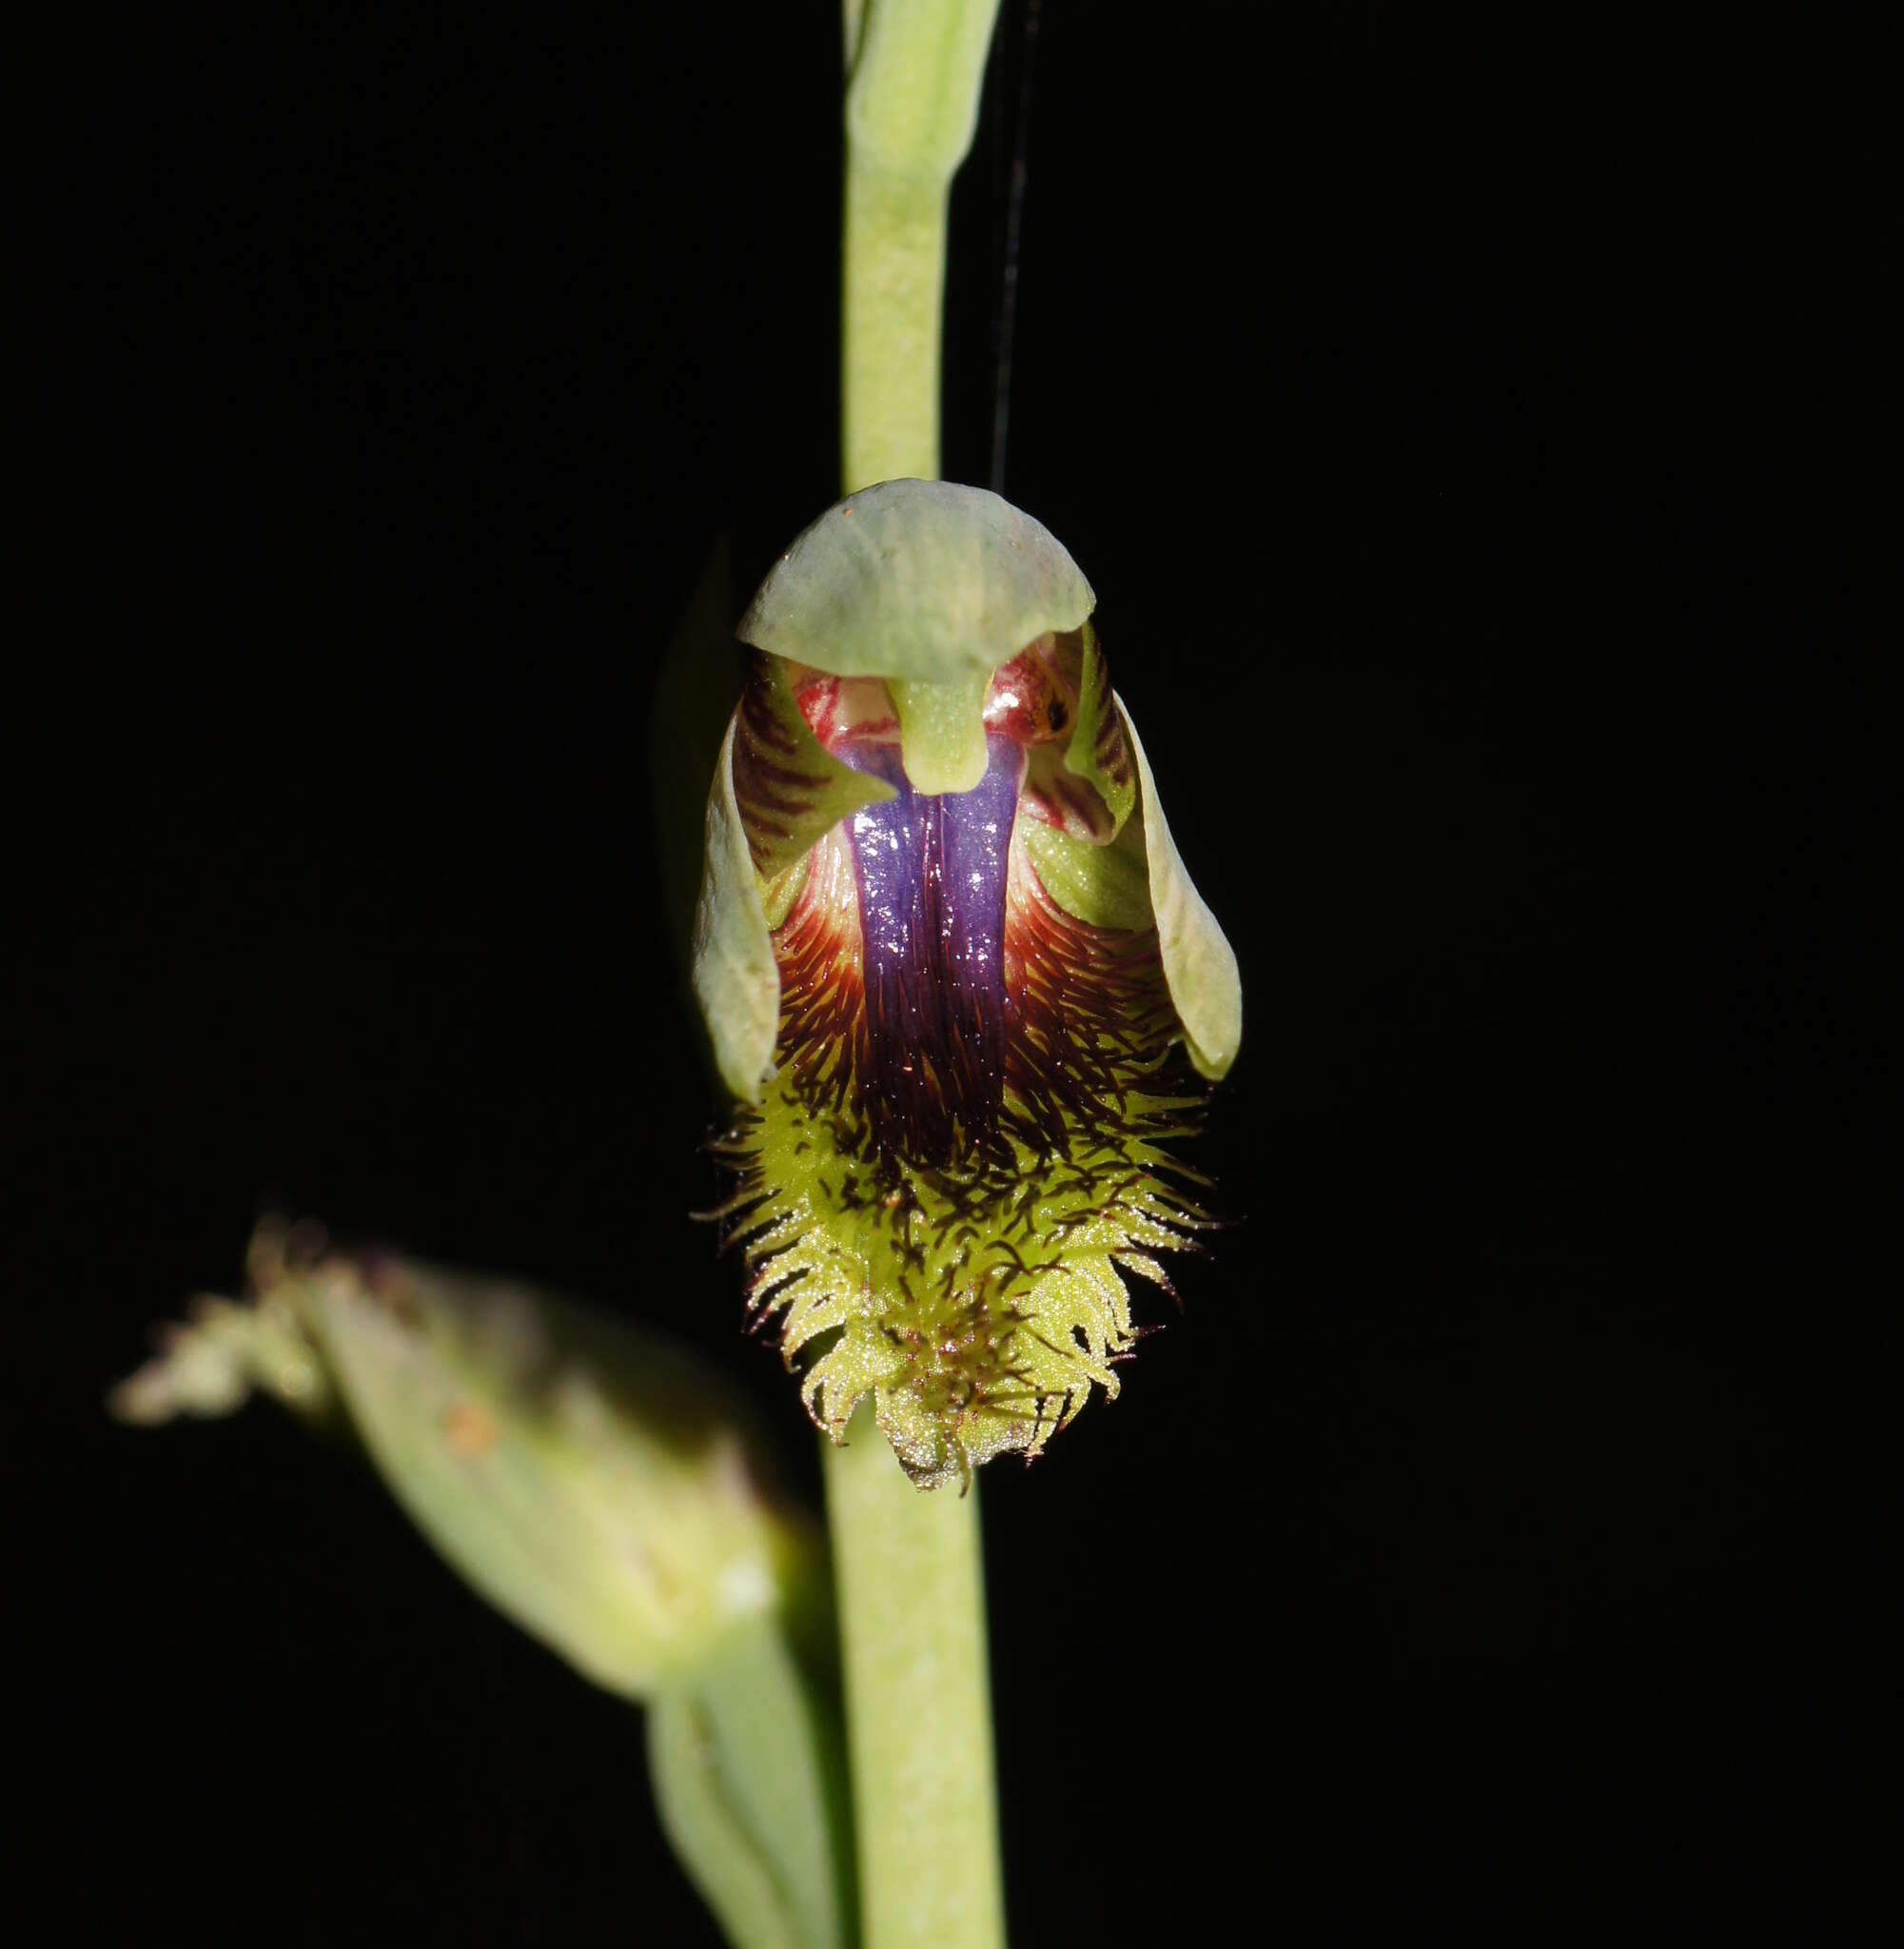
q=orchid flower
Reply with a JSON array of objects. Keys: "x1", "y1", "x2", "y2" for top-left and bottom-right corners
[{"x1": 694, "y1": 478, "x2": 1241, "y2": 1488}]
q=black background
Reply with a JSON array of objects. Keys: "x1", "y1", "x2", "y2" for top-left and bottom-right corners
[{"x1": 16, "y1": 2, "x2": 1885, "y2": 1940}]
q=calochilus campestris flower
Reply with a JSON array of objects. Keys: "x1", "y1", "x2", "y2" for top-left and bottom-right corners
[{"x1": 694, "y1": 480, "x2": 1240, "y2": 1488}]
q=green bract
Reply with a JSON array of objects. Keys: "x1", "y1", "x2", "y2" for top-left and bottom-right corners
[{"x1": 693, "y1": 480, "x2": 1241, "y2": 1487}]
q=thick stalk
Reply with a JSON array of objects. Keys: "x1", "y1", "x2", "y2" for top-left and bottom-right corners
[
  {"x1": 823, "y1": 1412, "x2": 1005, "y2": 1949},
  {"x1": 840, "y1": 0, "x2": 1003, "y2": 493},
  {"x1": 842, "y1": 158, "x2": 949, "y2": 491},
  {"x1": 834, "y1": 7, "x2": 1008, "y2": 1945}
]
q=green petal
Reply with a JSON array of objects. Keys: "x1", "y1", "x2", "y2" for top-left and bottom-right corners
[
  {"x1": 739, "y1": 481, "x2": 1092, "y2": 683},
  {"x1": 693, "y1": 712, "x2": 781, "y2": 1104},
  {"x1": 888, "y1": 670, "x2": 992, "y2": 795},
  {"x1": 648, "y1": 536, "x2": 741, "y2": 985},
  {"x1": 1062, "y1": 622, "x2": 1137, "y2": 834},
  {"x1": 738, "y1": 480, "x2": 1094, "y2": 792},
  {"x1": 697, "y1": 667, "x2": 898, "y2": 1096},
  {"x1": 735, "y1": 657, "x2": 896, "y2": 886},
  {"x1": 1021, "y1": 816, "x2": 1153, "y2": 933},
  {"x1": 1014, "y1": 654, "x2": 1241, "y2": 1077},
  {"x1": 1118, "y1": 698, "x2": 1244, "y2": 1079}
]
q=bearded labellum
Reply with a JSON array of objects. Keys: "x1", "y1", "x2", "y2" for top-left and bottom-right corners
[{"x1": 693, "y1": 480, "x2": 1241, "y2": 1489}]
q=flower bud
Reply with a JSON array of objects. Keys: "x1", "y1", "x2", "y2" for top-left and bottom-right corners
[
  {"x1": 113, "y1": 1224, "x2": 813, "y2": 1697},
  {"x1": 693, "y1": 481, "x2": 1241, "y2": 1488}
]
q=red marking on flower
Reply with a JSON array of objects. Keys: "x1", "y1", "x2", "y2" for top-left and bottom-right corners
[
  {"x1": 1001, "y1": 846, "x2": 1182, "y2": 1158},
  {"x1": 733, "y1": 664, "x2": 850, "y2": 870},
  {"x1": 982, "y1": 634, "x2": 1080, "y2": 748},
  {"x1": 791, "y1": 672, "x2": 900, "y2": 757},
  {"x1": 796, "y1": 673, "x2": 839, "y2": 745},
  {"x1": 774, "y1": 834, "x2": 868, "y2": 1121},
  {"x1": 768, "y1": 745, "x2": 1191, "y2": 1180},
  {"x1": 1020, "y1": 764, "x2": 1110, "y2": 839}
]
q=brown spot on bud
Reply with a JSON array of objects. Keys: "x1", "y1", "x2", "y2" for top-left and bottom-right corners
[{"x1": 442, "y1": 1401, "x2": 498, "y2": 1457}]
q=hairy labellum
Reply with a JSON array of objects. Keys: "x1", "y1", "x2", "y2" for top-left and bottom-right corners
[{"x1": 694, "y1": 482, "x2": 1240, "y2": 1488}]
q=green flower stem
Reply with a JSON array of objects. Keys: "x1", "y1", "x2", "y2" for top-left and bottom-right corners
[
  {"x1": 833, "y1": 8, "x2": 1007, "y2": 1945},
  {"x1": 840, "y1": 0, "x2": 1003, "y2": 493},
  {"x1": 842, "y1": 159, "x2": 948, "y2": 491},
  {"x1": 823, "y1": 1409, "x2": 1006, "y2": 1949}
]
